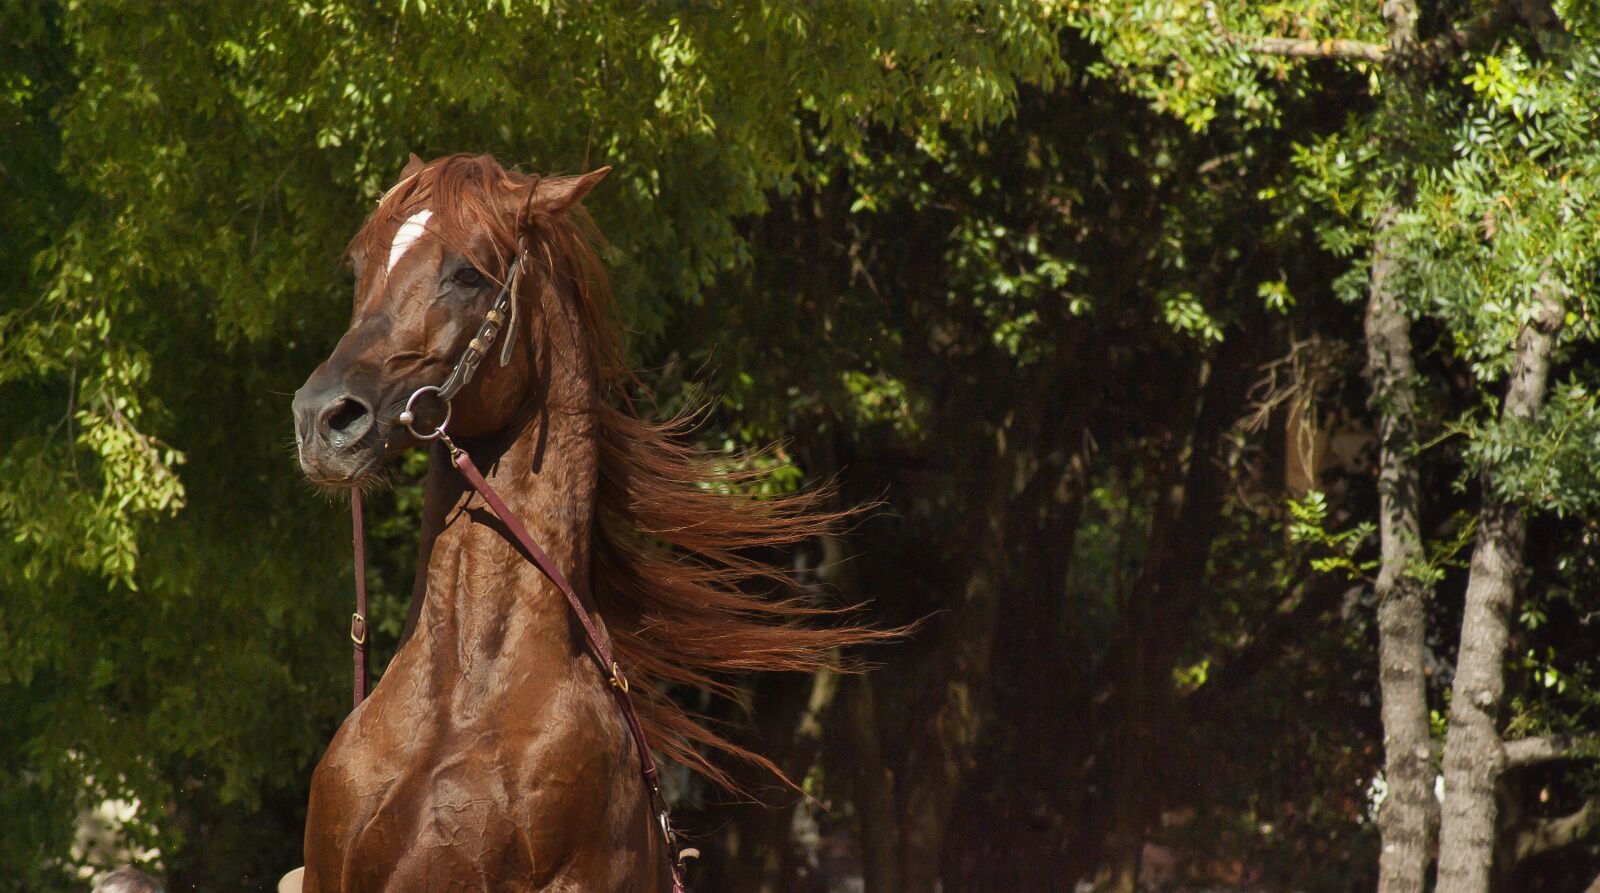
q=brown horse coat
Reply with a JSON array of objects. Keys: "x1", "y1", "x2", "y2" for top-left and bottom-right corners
[{"x1": 287, "y1": 154, "x2": 885, "y2": 891}]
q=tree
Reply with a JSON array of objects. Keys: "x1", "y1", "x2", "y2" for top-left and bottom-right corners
[
  {"x1": 1073, "y1": 1, "x2": 1600, "y2": 890},
  {"x1": 11, "y1": 3, "x2": 1600, "y2": 891},
  {"x1": 0, "y1": 2, "x2": 1066, "y2": 888}
]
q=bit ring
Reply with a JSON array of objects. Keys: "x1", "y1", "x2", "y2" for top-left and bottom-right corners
[{"x1": 399, "y1": 385, "x2": 451, "y2": 440}]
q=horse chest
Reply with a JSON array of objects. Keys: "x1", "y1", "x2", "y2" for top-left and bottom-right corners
[{"x1": 306, "y1": 688, "x2": 630, "y2": 891}]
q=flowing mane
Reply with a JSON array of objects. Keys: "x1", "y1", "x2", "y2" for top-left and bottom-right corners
[{"x1": 352, "y1": 154, "x2": 889, "y2": 791}]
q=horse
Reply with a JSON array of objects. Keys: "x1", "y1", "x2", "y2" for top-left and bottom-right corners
[{"x1": 285, "y1": 153, "x2": 884, "y2": 891}]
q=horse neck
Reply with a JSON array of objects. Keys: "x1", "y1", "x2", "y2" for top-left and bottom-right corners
[{"x1": 410, "y1": 282, "x2": 600, "y2": 688}]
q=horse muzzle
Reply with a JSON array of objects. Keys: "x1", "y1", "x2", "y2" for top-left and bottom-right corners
[{"x1": 292, "y1": 378, "x2": 381, "y2": 486}]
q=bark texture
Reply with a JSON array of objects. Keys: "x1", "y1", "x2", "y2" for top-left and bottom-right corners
[
  {"x1": 1503, "y1": 733, "x2": 1599, "y2": 767},
  {"x1": 1436, "y1": 288, "x2": 1564, "y2": 893},
  {"x1": 1366, "y1": 211, "x2": 1436, "y2": 893}
]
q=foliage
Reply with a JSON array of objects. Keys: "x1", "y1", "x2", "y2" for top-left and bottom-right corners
[
  {"x1": 10, "y1": 1, "x2": 1600, "y2": 890},
  {"x1": 0, "y1": 1, "x2": 1070, "y2": 886},
  {"x1": 1288, "y1": 489, "x2": 1378, "y2": 581}
]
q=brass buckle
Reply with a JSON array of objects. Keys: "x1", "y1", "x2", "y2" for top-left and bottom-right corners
[
  {"x1": 350, "y1": 612, "x2": 367, "y2": 646},
  {"x1": 610, "y1": 661, "x2": 629, "y2": 693}
]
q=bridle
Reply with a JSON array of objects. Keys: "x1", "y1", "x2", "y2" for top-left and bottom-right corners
[{"x1": 344, "y1": 235, "x2": 693, "y2": 891}]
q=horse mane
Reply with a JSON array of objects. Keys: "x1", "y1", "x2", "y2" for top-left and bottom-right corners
[{"x1": 356, "y1": 154, "x2": 892, "y2": 791}]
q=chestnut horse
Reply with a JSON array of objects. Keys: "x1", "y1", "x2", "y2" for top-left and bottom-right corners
[{"x1": 285, "y1": 154, "x2": 881, "y2": 891}]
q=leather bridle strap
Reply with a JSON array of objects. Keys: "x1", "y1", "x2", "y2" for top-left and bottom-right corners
[
  {"x1": 450, "y1": 450, "x2": 658, "y2": 785},
  {"x1": 451, "y1": 447, "x2": 685, "y2": 893},
  {"x1": 351, "y1": 492, "x2": 369, "y2": 708},
  {"x1": 345, "y1": 446, "x2": 684, "y2": 891},
  {"x1": 351, "y1": 251, "x2": 520, "y2": 711},
  {"x1": 436, "y1": 245, "x2": 523, "y2": 403}
]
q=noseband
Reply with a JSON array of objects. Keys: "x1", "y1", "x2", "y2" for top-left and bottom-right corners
[{"x1": 345, "y1": 238, "x2": 693, "y2": 890}]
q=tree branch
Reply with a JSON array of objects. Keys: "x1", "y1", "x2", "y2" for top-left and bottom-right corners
[
  {"x1": 1366, "y1": 207, "x2": 1436, "y2": 893},
  {"x1": 1514, "y1": 796, "x2": 1600, "y2": 861},
  {"x1": 1505, "y1": 733, "x2": 1600, "y2": 768},
  {"x1": 1249, "y1": 36, "x2": 1388, "y2": 63},
  {"x1": 1511, "y1": 0, "x2": 1564, "y2": 33},
  {"x1": 1416, "y1": 3, "x2": 1521, "y2": 67},
  {"x1": 1203, "y1": 4, "x2": 1388, "y2": 63},
  {"x1": 1207, "y1": 0, "x2": 1555, "y2": 71},
  {"x1": 1437, "y1": 284, "x2": 1565, "y2": 892}
]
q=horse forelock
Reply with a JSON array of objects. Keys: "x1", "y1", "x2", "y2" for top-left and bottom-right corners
[
  {"x1": 350, "y1": 155, "x2": 510, "y2": 287},
  {"x1": 348, "y1": 155, "x2": 621, "y2": 364}
]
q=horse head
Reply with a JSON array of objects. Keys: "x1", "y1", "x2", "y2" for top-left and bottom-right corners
[{"x1": 291, "y1": 153, "x2": 607, "y2": 486}]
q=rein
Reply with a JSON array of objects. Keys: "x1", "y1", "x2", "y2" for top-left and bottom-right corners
[{"x1": 345, "y1": 240, "x2": 691, "y2": 891}]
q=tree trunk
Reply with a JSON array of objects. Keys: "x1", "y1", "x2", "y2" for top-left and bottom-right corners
[
  {"x1": 942, "y1": 450, "x2": 1090, "y2": 890},
  {"x1": 1368, "y1": 4, "x2": 1441, "y2": 890},
  {"x1": 896, "y1": 524, "x2": 1004, "y2": 892},
  {"x1": 1101, "y1": 376, "x2": 1195, "y2": 893},
  {"x1": 847, "y1": 675, "x2": 901, "y2": 893},
  {"x1": 711, "y1": 664, "x2": 843, "y2": 893},
  {"x1": 860, "y1": 413, "x2": 1015, "y2": 893},
  {"x1": 1435, "y1": 287, "x2": 1564, "y2": 893},
  {"x1": 1366, "y1": 208, "x2": 1437, "y2": 893},
  {"x1": 1102, "y1": 311, "x2": 1262, "y2": 891}
]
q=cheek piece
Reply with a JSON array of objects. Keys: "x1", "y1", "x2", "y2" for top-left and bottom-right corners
[{"x1": 398, "y1": 234, "x2": 525, "y2": 436}]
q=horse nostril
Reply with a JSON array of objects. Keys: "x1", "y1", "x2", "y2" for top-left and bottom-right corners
[{"x1": 319, "y1": 395, "x2": 374, "y2": 446}]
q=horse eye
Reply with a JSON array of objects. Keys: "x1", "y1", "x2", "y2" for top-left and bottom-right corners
[{"x1": 453, "y1": 267, "x2": 484, "y2": 288}]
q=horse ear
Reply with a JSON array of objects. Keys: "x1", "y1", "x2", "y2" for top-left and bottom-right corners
[
  {"x1": 535, "y1": 167, "x2": 611, "y2": 215},
  {"x1": 400, "y1": 152, "x2": 426, "y2": 180},
  {"x1": 378, "y1": 154, "x2": 428, "y2": 206}
]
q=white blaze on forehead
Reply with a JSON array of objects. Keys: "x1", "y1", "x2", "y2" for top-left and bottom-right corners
[{"x1": 387, "y1": 209, "x2": 433, "y2": 274}]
